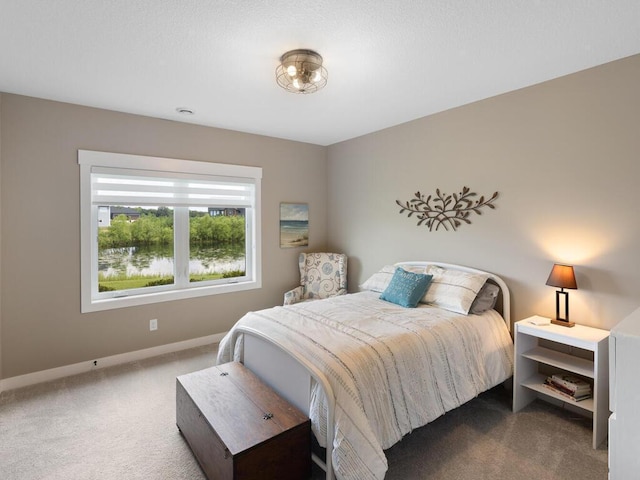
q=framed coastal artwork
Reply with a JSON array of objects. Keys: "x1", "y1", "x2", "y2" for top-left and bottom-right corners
[{"x1": 280, "y1": 203, "x2": 309, "y2": 248}]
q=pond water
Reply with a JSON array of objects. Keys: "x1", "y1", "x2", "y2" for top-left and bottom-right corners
[{"x1": 98, "y1": 244, "x2": 245, "y2": 278}]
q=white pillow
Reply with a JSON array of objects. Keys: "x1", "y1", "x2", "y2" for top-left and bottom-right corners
[
  {"x1": 360, "y1": 264, "x2": 426, "y2": 293},
  {"x1": 421, "y1": 265, "x2": 488, "y2": 315}
]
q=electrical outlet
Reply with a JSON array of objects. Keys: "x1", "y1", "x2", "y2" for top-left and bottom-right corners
[{"x1": 149, "y1": 319, "x2": 158, "y2": 331}]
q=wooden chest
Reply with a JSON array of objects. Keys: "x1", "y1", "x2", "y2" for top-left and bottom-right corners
[{"x1": 176, "y1": 362, "x2": 311, "y2": 480}]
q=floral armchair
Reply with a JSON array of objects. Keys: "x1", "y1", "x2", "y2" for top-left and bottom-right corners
[{"x1": 284, "y1": 252, "x2": 348, "y2": 305}]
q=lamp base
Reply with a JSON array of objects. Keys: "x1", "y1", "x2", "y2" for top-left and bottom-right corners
[{"x1": 551, "y1": 319, "x2": 575, "y2": 328}]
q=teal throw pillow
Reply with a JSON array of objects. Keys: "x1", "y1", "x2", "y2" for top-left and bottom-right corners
[{"x1": 380, "y1": 268, "x2": 433, "y2": 308}]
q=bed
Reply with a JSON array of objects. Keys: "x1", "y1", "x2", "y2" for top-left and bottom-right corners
[{"x1": 216, "y1": 261, "x2": 514, "y2": 480}]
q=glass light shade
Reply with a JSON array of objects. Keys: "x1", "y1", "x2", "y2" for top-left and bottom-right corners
[{"x1": 275, "y1": 49, "x2": 328, "y2": 94}]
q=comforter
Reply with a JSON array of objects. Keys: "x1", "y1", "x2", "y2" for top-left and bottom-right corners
[{"x1": 217, "y1": 291, "x2": 513, "y2": 480}]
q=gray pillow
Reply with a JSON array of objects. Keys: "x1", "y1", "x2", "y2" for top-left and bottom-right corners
[{"x1": 470, "y1": 283, "x2": 500, "y2": 314}]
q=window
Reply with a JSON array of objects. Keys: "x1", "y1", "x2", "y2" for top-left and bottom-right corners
[{"x1": 79, "y1": 150, "x2": 262, "y2": 313}]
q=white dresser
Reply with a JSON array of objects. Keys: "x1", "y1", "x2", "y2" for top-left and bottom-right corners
[{"x1": 609, "y1": 307, "x2": 640, "y2": 479}]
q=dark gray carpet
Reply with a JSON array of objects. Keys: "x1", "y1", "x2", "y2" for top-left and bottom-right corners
[
  {"x1": 0, "y1": 344, "x2": 607, "y2": 479},
  {"x1": 376, "y1": 387, "x2": 607, "y2": 480}
]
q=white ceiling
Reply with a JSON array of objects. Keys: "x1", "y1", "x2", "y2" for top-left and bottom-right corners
[{"x1": 1, "y1": 1, "x2": 639, "y2": 146}]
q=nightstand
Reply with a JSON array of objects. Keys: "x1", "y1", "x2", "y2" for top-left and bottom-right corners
[{"x1": 512, "y1": 317, "x2": 609, "y2": 448}]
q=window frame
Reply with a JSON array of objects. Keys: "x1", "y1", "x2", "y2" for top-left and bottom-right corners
[{"x1": 79, "y1": 150, "x2": 262, "y2": 313}]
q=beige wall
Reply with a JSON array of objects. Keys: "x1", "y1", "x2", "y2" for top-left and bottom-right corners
[
  {"x1": 327, "y1": 54, "x2": 640, "y2": 331},
  {"x1": 0, "y1": 94, "x2": 328, "y2": 379},
  {"x1": 2, "y1": 54, "x2": 639, "y2": 380}
]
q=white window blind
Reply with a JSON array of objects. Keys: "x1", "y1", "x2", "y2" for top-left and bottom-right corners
[{"x1": 90, "y1": 167, "x2": 256, "y2": 208}]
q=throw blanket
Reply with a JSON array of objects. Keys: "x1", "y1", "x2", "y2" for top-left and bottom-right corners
[{"x1": 217, "y1": 292, "x2": 513, "y2": 480}]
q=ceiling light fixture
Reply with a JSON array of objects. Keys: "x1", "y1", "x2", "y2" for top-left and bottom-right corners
[{"x1": 275, "y1": 49, "x2": 328, "y2": 94}]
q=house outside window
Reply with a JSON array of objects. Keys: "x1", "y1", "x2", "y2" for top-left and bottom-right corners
[{"x1": 79, "y1": 150, "x2": 262, "y2": 313}]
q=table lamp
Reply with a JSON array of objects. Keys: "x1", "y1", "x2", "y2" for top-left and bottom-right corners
[{"x1": 546, "y1": 263, "x2": 577, "y2": 327}]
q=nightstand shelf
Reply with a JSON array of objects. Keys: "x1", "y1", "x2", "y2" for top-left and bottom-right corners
[
  {"x1": 521, "y1": 346, "x2": 595, "y2": 378},
  {"x1": 520, "y1": 372, "x2": 595, "y2": 413},
  {"x1": 513, "y1": 317, "x2": 609, "y2": 449}
]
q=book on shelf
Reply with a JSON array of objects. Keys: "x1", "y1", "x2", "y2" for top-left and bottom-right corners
[
  {"x1": 546, "y1": 378, "x2": 591, "y2": 397},
  {"x1": 550, "y1": 373, "x2": 592, "y2": 395},
  {"x1": 544, "y1": 377, "x2": 592, "y2": 401}
]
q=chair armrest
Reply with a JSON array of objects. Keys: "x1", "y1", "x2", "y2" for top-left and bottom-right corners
[{"x1": 284, "y1": 286, "x2": 304, "y2": 305}]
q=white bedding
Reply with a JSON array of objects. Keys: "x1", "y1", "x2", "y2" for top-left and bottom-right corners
[{"x1": 217, "y1": 291, "x2": 514, "y2": 480}]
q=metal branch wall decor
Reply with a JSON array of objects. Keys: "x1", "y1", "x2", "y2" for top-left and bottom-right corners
[{"x1": 396, "y1": 186, "x2": 498, "y2": 231}]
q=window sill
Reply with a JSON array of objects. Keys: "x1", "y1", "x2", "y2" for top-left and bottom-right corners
[{"x1": 81, "y1": 279, "x2": 262, "y2": 313}]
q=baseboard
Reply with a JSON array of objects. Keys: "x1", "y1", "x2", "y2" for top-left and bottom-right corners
[{"x1": 0, "y1": 332, "x2": 227, "y2": 394}]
